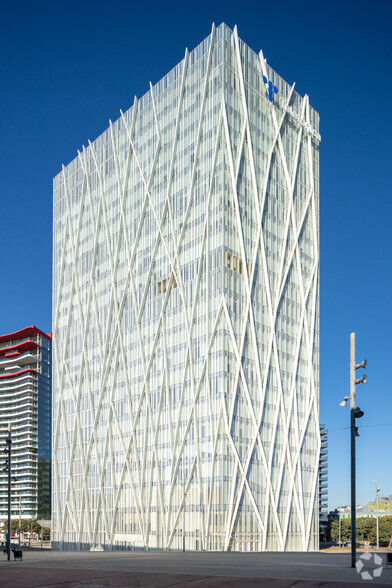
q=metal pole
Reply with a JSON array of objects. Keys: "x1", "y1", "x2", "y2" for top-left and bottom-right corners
[
  {"x1": 339, "y1": 508, "x2": 341, "y2": 547},
  {"x1": 183, "y1": 473, "x2": 185, "y2": 552},
  {"x1": 350, "y1": 332, "x2": 356, "y2": 568},
  {"x1": 19, "y1": 495, "x2": 21, "y2": 546},
  {"x1": 7, "y1": 424, "x2": 11, "y2": 562},
  {"x1": 376, "y1": 472, "x2": 379, "y2": 551}
]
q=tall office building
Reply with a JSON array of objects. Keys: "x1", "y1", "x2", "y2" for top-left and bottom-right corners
[
  {"x1": 53, "y1": 24, "x2": 320, "y2": 551},
  {"x1": 0, "y1": 326, "x2": 52, "y2": 520}
]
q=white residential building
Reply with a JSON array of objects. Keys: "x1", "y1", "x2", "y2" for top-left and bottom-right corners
[
  {"x1": 52, "y1": 23, "x2": 320, "y2": 551},
  {"x1": 0, "y1": 326, "x2": 51, "y2": 521}
]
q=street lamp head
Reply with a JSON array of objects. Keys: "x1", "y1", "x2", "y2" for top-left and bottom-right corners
[
  {"x1": 355, "y1": 374, "x2": 368, "y2": 385},
  {"x1": 355, "y1": 427, "x2": 360, "y2": 437},
  {"x1": 355, "y1": 358, "x2": 368, "y2": 370},
  {"x1": 339, "y1": 396, "x2": 349, "y2": 407},
  {"x1": 354, "y1": 407, "x2": 365, "y2": 419}
]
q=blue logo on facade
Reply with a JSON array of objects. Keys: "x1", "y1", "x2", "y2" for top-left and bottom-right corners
[{"x1": 262, "y1": 76, "x2": 278, "y2": 102}]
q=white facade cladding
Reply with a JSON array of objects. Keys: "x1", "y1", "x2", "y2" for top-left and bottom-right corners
[{"x1": 52, "y1": 24, "x2": 320, "y2": 552}]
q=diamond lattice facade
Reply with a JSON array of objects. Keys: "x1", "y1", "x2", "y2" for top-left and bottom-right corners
[{"x1": 52, "y1": 23, "x2": 320, "y2": 551}]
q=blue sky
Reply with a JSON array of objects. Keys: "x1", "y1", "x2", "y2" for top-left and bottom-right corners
[{"x1": 0, "y1": 0, "x2": 391, "y2": 510}]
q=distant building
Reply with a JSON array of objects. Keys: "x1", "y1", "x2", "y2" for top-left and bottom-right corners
[
  {"x1": 367, "y1": 496, "x2": 392, "y2": 513},
  {"x1": 319, "y1": 425, "x2": 328, "y2": 538},
  {"x1": 338, "y1": 505, "x2": 392, "y2": 519},
  {"x1": 0, "y1": 326, "x2": 52, "y2": 520},
  {"x1": 327, "y1": 508, "x2": 339, "y2": 523}
]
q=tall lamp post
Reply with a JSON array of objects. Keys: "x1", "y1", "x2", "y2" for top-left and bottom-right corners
[
  {"x1": 339, "y1": 332, "x2": 368, "y2": 568},
  {"x1": 18, "y1": 495, "x2": 21, "y2": 546},
  {"x1": 338, "y1": 507, "x2": 341, "y2": 548},
  {"x1": 3, "y1": 424, "x2": 12, "y2": 561},
  {"x1": 373, "y1": 473, "x2": 380, "y2": 551}
]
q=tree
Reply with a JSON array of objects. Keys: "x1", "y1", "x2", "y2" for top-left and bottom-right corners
[
  {"x1": 356, "y1": 517, "x2": 376, "y2": 542},
  {"x1": 330, "y1": 519, "x2": 351, "y2": 543},
  {"x1": 331, "y1": 515, "x2": 392, "y2": 546},
  {"x1": 41, "y1": 526, "x2": 50, "y2": 540},
  {"x1": 378, "y1": 516, "x2": 392, "y2": 548},
  {"x1": 9, "y1": 519, "x2": 41, "y2": 535}
]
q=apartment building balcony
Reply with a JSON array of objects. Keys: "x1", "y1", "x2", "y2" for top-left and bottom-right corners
[{"x1": 0, "y1": 352, "x2": 39, "y2": 370}]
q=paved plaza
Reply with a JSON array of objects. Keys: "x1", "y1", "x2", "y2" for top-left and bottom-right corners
[{"x1": 0, "y1": 550, "x2": 391, "y2": 587}]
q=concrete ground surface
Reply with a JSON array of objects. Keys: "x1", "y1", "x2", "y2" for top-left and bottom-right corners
[{"x1": 0, "y1": 550, "x2": 391, "y2": 587}]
